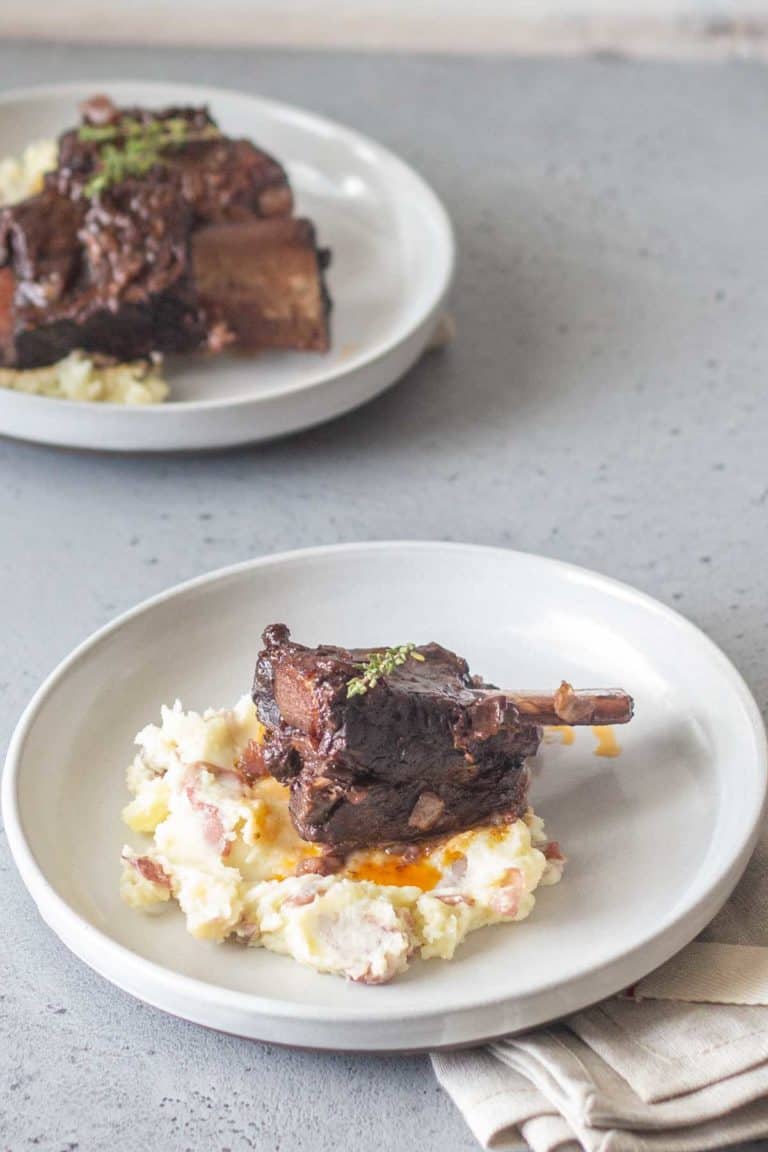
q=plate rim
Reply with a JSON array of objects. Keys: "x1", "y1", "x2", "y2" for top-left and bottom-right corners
[
  {"x1": 3, "y1": 540, "x2": 766, "y2": 1040},
  {"x1": 0, "y1": 79, "x2": 455, "y2": 413}
]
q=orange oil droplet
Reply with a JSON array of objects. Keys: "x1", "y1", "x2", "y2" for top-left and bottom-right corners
[
  {"x1": 548, "y1": 725, "x2": 575, "y2": 746},
  {"x1": 592, "y1": 725, "x2": 621, "y2": 757},
  {"x1": 346, "y1": 855, "x2": 441, "y2": 891}
]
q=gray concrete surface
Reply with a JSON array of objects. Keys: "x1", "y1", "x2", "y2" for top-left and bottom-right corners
[{"x1": 1, "y1": 41, "x2": 767, "y2": 1152}]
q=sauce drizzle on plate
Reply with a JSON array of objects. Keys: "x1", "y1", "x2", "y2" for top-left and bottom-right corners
[{"x1": 592, "y1": 725, "x2": 622, "y2": 758}]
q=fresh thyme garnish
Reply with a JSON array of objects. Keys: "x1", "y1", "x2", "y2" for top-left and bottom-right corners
[
  {"x1": 347, "y1": 643, "x2": 425, "y2": 698},
  {"x1": 79, "y1": 116, "x2": 221, "y2": 197}
]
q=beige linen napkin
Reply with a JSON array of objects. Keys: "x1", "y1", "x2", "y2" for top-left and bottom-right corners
[{"x1": 432, "y1": 836, "x2": 768, "y2": 1151}]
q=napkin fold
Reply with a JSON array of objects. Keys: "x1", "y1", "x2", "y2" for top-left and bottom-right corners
[{"x1": 433, "y1": 838, "x2": 768, "y2": 1152}]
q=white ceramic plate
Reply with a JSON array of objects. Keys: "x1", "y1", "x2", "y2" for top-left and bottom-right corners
[
  {"x1": 0, "y1": 83, "x2": 453, "y2": 451},
  {"x1": 4, "y1": 542, "x2": 766, "y2": 1050}
]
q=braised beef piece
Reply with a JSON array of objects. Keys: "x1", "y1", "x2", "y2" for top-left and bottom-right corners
[
  {"x1": 53, "y1": 102, "x2": 293, "y2": 223},
  {"x1": 0, "y1": 189, "x2": 85, "y2": 308},
  {"x1": 250, "y1": 625, "x2": 634, "y2": 850},
  {"x1": 170, "y1": 138, "x2": 293, "y2": 224},
  {"x1": 193, "y1": 218, "x2": 331, "y2": 352},
  {"x1": 0, "y1": 94, "x2": 329, "y2": 368},
  {"x1": 52, "y1": 101, "x2": 216, "y2": 203},
  {"x1": 0, "y1": 182, "x2": 205, "y2": 368},
  {"x1": 54, "y1": 101, "x2": 215, "y2": 195}
]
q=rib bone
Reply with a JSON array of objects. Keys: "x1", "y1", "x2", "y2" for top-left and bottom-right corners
[{"x1": 484, "y1": 682, "x2": 634, "y2": 727}]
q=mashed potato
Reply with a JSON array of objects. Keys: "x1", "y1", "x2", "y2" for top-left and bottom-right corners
[
  {"x1": 121, "y1": 697, "x2": 564, "y2": 983},
  {"x1": 0, "y1": 351, "x2": 169, "y2": 405},
  {"x1": 0, "y1": 138, "x2": 57, "y2": 205}
]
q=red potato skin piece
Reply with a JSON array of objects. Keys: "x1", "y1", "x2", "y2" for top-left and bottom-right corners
[
  {"x1": 133, "y1": 856, "x2": 171, "y2": 889},
  {"x1": 487, "y1": 868, "x2": 524, "y2": 918},
  {"x1": 544, "y1": 841, "x2": 565, "y2": 862}
]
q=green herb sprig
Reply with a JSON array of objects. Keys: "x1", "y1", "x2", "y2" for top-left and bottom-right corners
[
  {"x1": 347, "y1": 643, "x2": 425, "y2": 698},
  {"x1": 79, "y1": 116, "x2": 221, "y2": 197}
]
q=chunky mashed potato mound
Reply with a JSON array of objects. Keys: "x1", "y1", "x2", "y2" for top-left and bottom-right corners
[
  {"x1": 120, "y1": 697, "x2": 564, "y2": 983},
  {"x1": 0, "y1": 138, "x2": 57, "y2": 205},
  {"x1": 0, "y1": 351, "x2": 169, "y2": 405}
]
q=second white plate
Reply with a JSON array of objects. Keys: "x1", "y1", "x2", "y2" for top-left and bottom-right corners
[
  {"x1": 0, "y1": 82, "x2": 454, "y2": 451},
  {"x1": 3, "y1": 542, "x2": 766, "y2": 1049}
]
